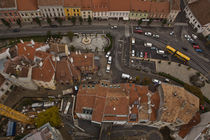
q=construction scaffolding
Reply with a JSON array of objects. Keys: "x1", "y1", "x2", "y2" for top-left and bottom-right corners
[{"x1": 0, "y1": 104, "x2": 32, "y2": 124}]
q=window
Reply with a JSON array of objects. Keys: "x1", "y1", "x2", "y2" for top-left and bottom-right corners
[
  {"x1": 73, "y1": 9, "x2": 75, "y2": 12},
  {"x1": 1, "y1": 88, "x2": 4, "y2": 92},
  {"x1": 14, "y1": 12, "x2": 17, "y2": 16},
  {"x1": 88, "y1": 12, "x2": 90, "y2": 14},
  {"x1": 48, "y1": 9, "x2": 50, "y2": 12},
  {"x1": 5, "y1": 82, "x2": 9, "y2": 86},
  {"x1": 82, "y1": 108, "x2": 93, "y2": 115},
  {"x1": 77, "y1": 9, "x2": 79, "y2": 12},
  {"x1": 77, "y1": 14, "x2": 79, "y2": 16},
  {"x1": 74, "y1": 13, "x2": 76, "y2": 16},
  {"x1": 67, "y1": 9, "x2": 69, "y2": 12}
]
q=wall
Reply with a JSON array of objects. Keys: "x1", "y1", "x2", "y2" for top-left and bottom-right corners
[
  {"x1": 0, "y1": 10, "x2": 20, "y2": 23},
  {"x1": 64, "y1": 7, "x2": 81, "y2": 18},
  {"x1": 0, "y1": 80, "x2": 13, "y2": 102},
  {"x1": 76, "y1": 113, "x2": 92, "y2": 120},
  {"x1": 167, "y1": 10, "x2": 180, "y2": 22},
  {"x1": 33, "y1": 74, "x2": 56, "y2": 90},
  {"x1": 81, "y1": 10, "x2": 93, "y2": 19},
  {"x1": 39, "y1": 6, "x2": 65, "y2": 19},
  {"x1": 18, "y1": 10, "x2": 41, "y2": 22},
  {"x1": 202, "y1": 23, "x2": 210, "y2": 37},
  {"x1": 108, "y1": 11, "x2": 130, "y2": 20},
  {"x1": 129, "y1": 11, "x2": 148, "y2": 20}
]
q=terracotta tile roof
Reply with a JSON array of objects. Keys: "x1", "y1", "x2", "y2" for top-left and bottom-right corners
[
  {"x1": 17, "y1": 0, "x2": 38, "y2": 11},
  {"x1": 38, "y1": 0, "x2": 63, "y2": 6},
  {"x1": 48, "y1": 43, "x2": 66, "y2": 54},
  {"x1": 160, "y1": 83, "x2": 200, "y2": 124},
  {"x1": 69, "y1": 52, "x2": 95, "y2": 73},
  {"x1": 0, "y1": 48, "x2": 8, "y2": 54},
  {"x1": 171, "y1": 0, "x2": 180, "y2": 10},
  {"x1": 55, "y1": 57, "x2": 80, "y2": 83},
  {"x1": 32, "y1": 55, "x2": 55, "y2": 82},
  {"x1": 0, "y1": 74, "x2": 5, "y2": 87},
  {"x1": 91, "y1": 0, "x2": 109, "y2": 12},
  {"x1": 189, "y1": 0, "x2": 210, "y2": 25},
  {"x1": 4, "y1": 56, "x2": 30, "y2": 78},
  {"x1": 75, "y1": 82, "x2": 160, "y2": 123},
  {"x1": 131, "y1": 0, "x2": 169, "y2": 15},
  {"x1": 17, "y1": 42, "x2": 45, "y2": 61},
  {"x1": 35, "y1": 51, "x2": 50, "y2": 60},
  {"x1": 109, "y1": 0, "x2": 130, "y2": 11},
  {"x1": 64, "y1": 0, "x2": 81, "y2": 7},
  {"x1": 178, "y1": 112, "x2": 200, "y2": 138},
  {"x1": 0, "y1": 0, "x2": 16, "y2": 8},
  {"x1": 81, "y1": 0, "x2": 92, "y2": 10}
]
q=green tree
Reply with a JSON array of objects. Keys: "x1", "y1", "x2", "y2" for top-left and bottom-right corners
[
  {"x1": 35, "y1": 106, "x2": 61, "y2": 128},
  {"x1": 16, "y1": 18, "x2": 22, "y2": 27},
  {"x1": 147, "y1": 19, "x2": 153, "y2": 25},
  {"x1": 138, "y1": 19, "x2": 142, "y2": 25},
  {"x1": 70, "y1": 45, "x2": 75, "y2": 52},
  {"x1": 79, "y1": 16, "x2": 83, "y2": 25},
  {"x1": 55, "y1": 17, "x2": 63, "y2": 25},
  {"x1": 141, "y1": 77, "x2": 152, "y2": 85},
  {"x1": 47, "y1": 16, "x2": 52, "y2": 26},
  {"x1": 161, "y1": 19, "x2": 167, "y2": 25},
  {"x1": 1, "y1": 19, "x2": 11, "y2": 28},
  {"x1": 136, "y1": 76, "x2": 140, "y2": 84},
  {"x1": 88, "y1": 15, "x2": 92, "y2": 25},
  {"x1": 71, "y1": 17, "x2": 76, "y2": 25},
  {"x1": 46, "y1": 30, "x2": 51, "y2": 38},
  {"x1": 33, "y1": 17, "x2": 41, "y2": 26},
  {"x1": 67, "y1": 31, "x2": 74, "y2": 41}
]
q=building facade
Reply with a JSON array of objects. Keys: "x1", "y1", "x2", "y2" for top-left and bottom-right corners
[
  {"x1": 0, "y1": 0, "x2": 20, "y2": 24},
  {"x1": 38, "y1": 0, "x2": 65, "y2": 20},
  {"x1": 80, "y1": 0, "x2": 93, "y2": 19},
  {"x1": 64, "y1": 0, "x2": 81, "y2": 19},
  {"x1": 17, "y1": 0, "x2": 41, "y2": 22},
  {"x1": 0, "y1": 74, "x2": 13, "y2": 103}
]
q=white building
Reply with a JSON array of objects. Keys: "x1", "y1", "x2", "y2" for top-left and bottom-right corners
[
  {"x1": 184, "y1": 0, "x2": 210, "y2": 37},
  {"x1": 38, "y1": 0, "x2": 65, "y2": 20}
]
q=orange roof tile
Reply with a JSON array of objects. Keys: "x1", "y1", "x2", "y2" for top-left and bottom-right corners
[
  {"x1": 109, "y1": 0, "x2": 130, "y2": 11},
  {"x1": 91, "y1": 0, "x2": 109, "y2": 12},
  {"x1": 32, "y1": 56, "x2": 55, "y2": 82},
  {"x1": 81, "y1": 0, "x2": 92, "y2": 10},
  {"x1": 17, "y1": 0, "x2": 38, "y2": 11},
  {"x1": 0, "y1": 0, "x2": 16, "y2": 8},
  {"x1": 160, "y1": 83, "x2": 200, "y2": 124},
  {"x1": 38, "y1": 0, "x2": 63, "y2": 6},
  {"x1": 64, "y1": 0, "x2": 81, "y2": 7},
  {"x1": 17, "y1": 42, "x2": 45, "y2": 61},
  {"x1": 92, "y1": 96, "x2": 106, "y2": 122}
]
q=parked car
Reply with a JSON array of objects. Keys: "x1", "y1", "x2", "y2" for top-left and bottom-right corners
[
  {"x1": 151, "y1": 47, "x2": 156, "y2": 50},
  {"x1": 131, "y1": 37, "x2": 135, "y2": 45},
  {"x1": 193, "y1": 45, "x2": 200, "y2": 49},
  {"x1": 106, "y1": 51, "x2": 111, "y2": 58},
  {"x1": 121, "y1": 73, "x2": 132, "y2": 80},
  {"x1": 169, "y1": 31, "x2": 174, "y2": 36},
  {"x1": 13, "y1": 28, "x2": 20, "y2": 32},
  {"x1": 144, "y1": 32, "x2": 152, "y2": 36},
  {"x1": 131, "y1": 50, "x2": 135, "y2": 57},
  {"x1": 192, "y1": 34, "x2": 198, "y2": 39},
  {"x1": 162, "y1": 54, "x2": 168, "y2": 58},
  {"x1": 182, "y1": 47, "x2": 188, "y2": 51},
  {"x1": 106, "y1": 64, "x2": 111, "y2": 73},
  {"x1": 135, "y1": 26, "x2": 142, "y2": 30},
  {"x1": 152, "y1": 79, "x2": 161, "y2": 84},
  {"x1": 152, "y1": 34, "x2": 159, "y2": 38},
  {"x1": 108, "y1": 56, "x2": 112, "y2": 64},
  {"x1": 144, "y1": 52, "x2": 148, "y2": 59},
  {"x1": 156, "y1": 50, "x2": 165, "y2": 54},
  {"x1": 164, "y1": 79, "x2": 170, "y2": 82},
  {"x1": 184, "y1": 34, "x2": 191, "y2": 39},
  {"x1": 195, "y1": 49, "x2": 203, "y2": 52},
  {"x1": 192, "y1": 42, "x2": 198, "y2": 45},
  {"x1": 144, "y1": 42, "x2": 152, "y2": 47},
  {"x1": 134, "y1": 30, "x2": 143, "y2": 33},
  {"x1": 140, "y1": 52, "x2": 143, "y2": 58}
]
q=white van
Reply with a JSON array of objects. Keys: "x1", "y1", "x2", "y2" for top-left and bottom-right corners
[
  {"x1": 108, "y1": 56, "x2": 112, "y2": 64},
  {"x1": 157, "y1": 50, "x2": 165, "y2": 54},
  {"x1": 121, "y1": 73, "x2": 132, "y2": 80},
  {"x1": 106, "y1": 64, "x2": 111, "y2": 73},
  {"x1": 131, "y1": 37, "x2": 135, "y2": 45},
  {"x1": 144, "y1": 42, "x2": 152, "y2": 47}
]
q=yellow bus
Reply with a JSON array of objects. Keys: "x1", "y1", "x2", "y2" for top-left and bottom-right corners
[
  {"x1": 166, "y1": 45, "x2": 176, "y2": 54},
  {"x1": 165, "y1": 46, "x2": 190, "y2": 62}
]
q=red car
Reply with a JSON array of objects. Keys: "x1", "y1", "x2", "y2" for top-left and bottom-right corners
[
  {"x1": 134, "y1": 30, "x2": 143, "y2": 33},
  {"x1": 144, "y1": 52, "x2": 148, "y2": 59},
  {"x1": 193, "y1": 45, "x2": 200, "y2": 49}
]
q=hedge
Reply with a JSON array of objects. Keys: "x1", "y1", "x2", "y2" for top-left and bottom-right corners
[
  {"x1": 158, "y1": 72, "x2": 208, "y2": 105},
  {"x1": 104, "y1": 33, "x2": 113, "y2": 53}
]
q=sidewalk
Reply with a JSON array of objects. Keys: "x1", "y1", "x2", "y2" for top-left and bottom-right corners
[{"x1": 0, "y1": 19, "x2": 173, "y2": 30}]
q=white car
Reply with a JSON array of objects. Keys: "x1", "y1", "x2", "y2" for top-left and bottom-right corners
[
  {"x1": 108, "y1": 56, "x2": 112, "y2": 64},
  {"x1": 153, "y1": 34, "x2": 159, "y2": 38},
  {"x1": 184, "y1": 34, "x2": 191, "y2": 39},
  {"x1": 169, "y1": 31, "x2": 174, "y2": 36},
  {"x1": 131, "y1": 50, "x2": 135, "y2": 57},
  {"x1": 144, "y1": 32, "x2": 152, "y2": 36},
  {"x1": 164, "y1": 78, "x2": 170, "y2": 82},
  {"x1": 111, "y1": 26, "x2": 117, "y2": 29},
  {"x1": 152, "y1": 79, "x2": 161, "y2": 84},
  {"x1": 106, "y1": 51, "x2": 111, "y2": 58},
  {"x1": 192, "y1": 34, "x2": 197, "y2": 39},
  {"x1": 106, "y1": 64, "x2": 111, "y2": 73},
  {"x1": 140, "y1": 52, "x2": 143, "y2": 58}
]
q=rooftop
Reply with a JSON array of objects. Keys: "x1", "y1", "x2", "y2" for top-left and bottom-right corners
[
  {"x1": 48, "y1": 43, "x2": 67, "y2": 54},
  {"x1": 38, "y1": 0, "x2": 63, "y2": 6},
  {"x1": 160, "y1": 83, "x2": 200, "y2": 124},
  {"x1": 0, "y1": 0, "x2": 16, "y2": 9},
  {"x1": 91, "y1": 0, "x2": 109, "y2": 12},
  {"x1": 75, "y1": 82, "x2": 160, "y2": 123},
  {"x1": 109, "y1": 0, "x2": 130, "y2": 11},
  {"x1": 64, "y1": 0, "x2": 81, "y2": 7},
  {"x1": 17, "y1": 41, "x2": 45, "y2": 61},
  {"x1": 17, "y1": 0, "x2": 38, "y2": 11},
  {"x1": 3, "y1": 56, "x2": 30, "y2": 78},
  {"x1": 81, "y1": 0, "x2": 92, "y2": 10},
  {"x1": 188, "y1": 0, "x2": 210, "y2": 25}
]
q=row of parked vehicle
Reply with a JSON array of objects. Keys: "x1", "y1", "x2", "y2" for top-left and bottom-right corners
[
  {"x1": 184, "y1": 34, "x2": 202, "y2": 52},
  {"x1": 105, "y1": 51, "x2": 112, "y2": 73}
]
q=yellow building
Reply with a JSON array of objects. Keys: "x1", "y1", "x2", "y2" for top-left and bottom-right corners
[{"x1": 64, "y1": 0, "x2": 81, "y2": 18}]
